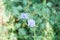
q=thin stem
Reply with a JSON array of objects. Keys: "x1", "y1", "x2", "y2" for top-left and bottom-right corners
[
  {"x1": 43, "y1": 0, "x2": 46, "y2": 7},
  {"x1": 34, "y1": 27, "x2": 36, "y2": 40}
]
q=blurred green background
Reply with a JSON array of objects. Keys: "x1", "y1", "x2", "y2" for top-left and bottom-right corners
[{"x1": 0, "y1": 0, "x2": 60, "y2": 40}]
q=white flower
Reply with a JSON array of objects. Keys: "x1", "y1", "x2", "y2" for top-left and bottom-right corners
[
  {"x1": 20, "y1": 13, "x2": 28, "y2": 19},
  {"x1": 28, "y1": 19, "x2": 35, "y2": 27}
]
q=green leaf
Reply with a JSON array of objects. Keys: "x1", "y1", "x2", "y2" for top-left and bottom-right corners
[
  {"x1": 18, "y1": 28, "x2": 26, "y2": 36},
  {"x1": 15, "y1": 23, "x2": 21, "y2": 29}
]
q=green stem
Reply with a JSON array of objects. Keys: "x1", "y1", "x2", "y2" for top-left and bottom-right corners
[
  {"x1": 43, "y1": 0, "x2": 46, "y2": 7},
  {"x1": 34, "y1": 27, "x2": 36, "y2": 40}
]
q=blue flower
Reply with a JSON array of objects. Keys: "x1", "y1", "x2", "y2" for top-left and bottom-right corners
[
  {"x1": 28, "y1": 19, "x2": 35, "y2": 27},
  {"x1": 20, "y1": 13, "x2": 28, "y2": 19}
]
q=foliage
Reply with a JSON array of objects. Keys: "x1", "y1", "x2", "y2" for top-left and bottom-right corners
[{"x1": 0, "y1": 0, "x2": 60, "y2": 40}]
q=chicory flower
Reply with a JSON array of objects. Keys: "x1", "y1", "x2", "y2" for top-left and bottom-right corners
[
  {"x1": 28, "y1": 19, "x2": 35, "y2": 27},
  {"x1": 20, "y1": 13, "x2": 28, "y2": 19}
]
